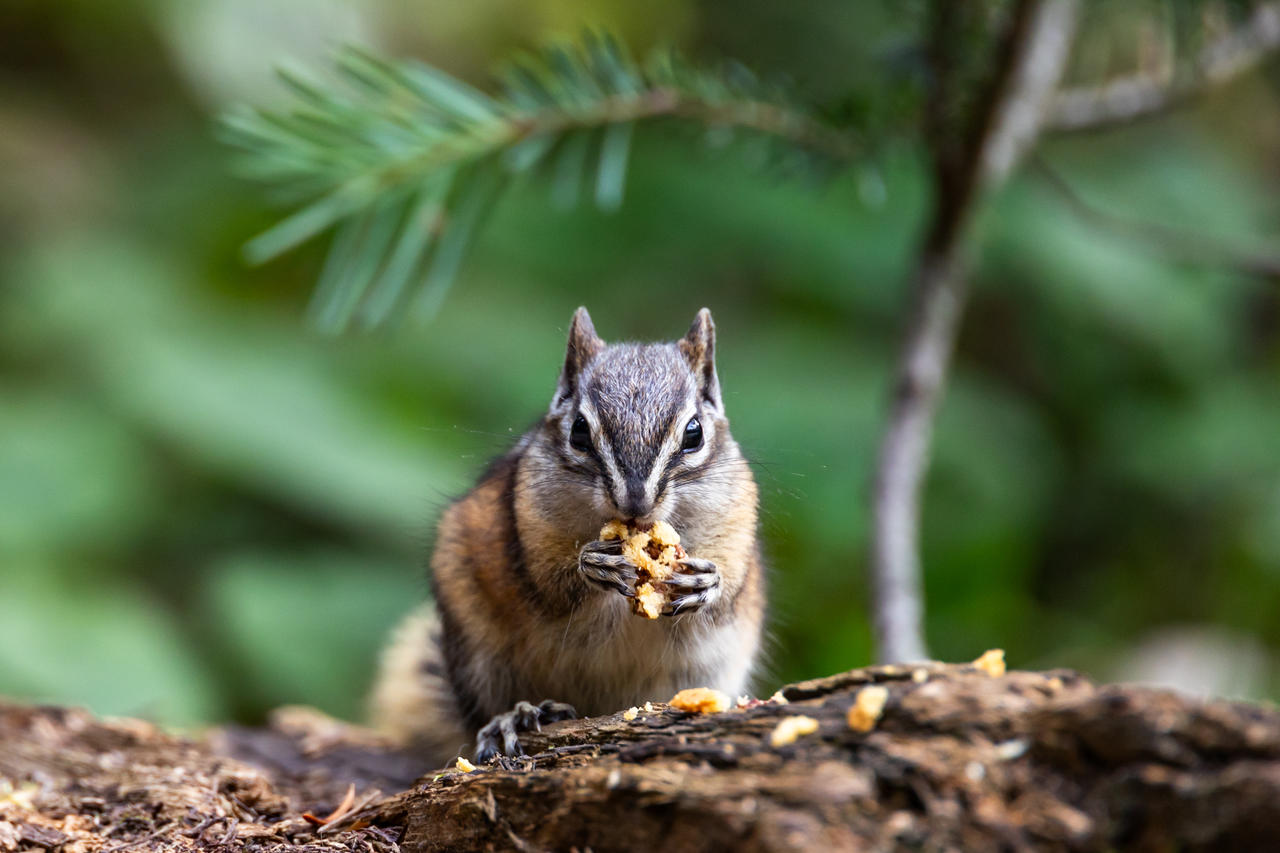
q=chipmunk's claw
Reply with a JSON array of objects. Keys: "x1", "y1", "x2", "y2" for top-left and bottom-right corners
[
  {"x1": 579, "y1": 540, "x2": 638, "y2": 597},
  {"x1": 475, "y1": 699, "x2": 578, "y2": 763},
  {"x1": 663, "y1": 559, "x2": 721, "y2": 616},
  {"x1": 662, "y1": 560, "x2": 719, "y2": 590}
]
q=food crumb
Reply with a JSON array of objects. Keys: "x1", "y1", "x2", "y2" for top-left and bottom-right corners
[
  {"x1": 973, "y1": 649, "x2": 1006, "y2": 677},
  {"x1": 669, "y1": 687, "x2": 731, "y2": 714},
  {"x1": 995, "y1": 738, "x2": 1029, "y2": 761},
  {"x1": 633, "y1": 582, "x2": 665, "y2": 620},
  {"x1": 622, "y1": 706, "x2": 639, "y2": 721},
  {"x1": 455, "y1": 757, "x2": 476, "y2": 773},
  {"x1": 911, "y1": 668, "x2": 929, "y2": 683},
  {"x1": 769, "y1": 715, "x2": 820, "y2": 747},
  {"x1": 847, "y1": 686, "x2": 890, "y2": 733},
  {"x1": 643, "y1": 701, "x2": 654, "y2": 713},
  {"x1": 599, "y1": 519, "x2": 630, "y2": 542},
  {"x1": 768, "y1": 690, "x2": 789, "y2": 705}
]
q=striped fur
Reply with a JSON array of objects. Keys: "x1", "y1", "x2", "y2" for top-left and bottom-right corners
[{"x1": 370, "y1": 308, "x2": 764, "y2": 768}]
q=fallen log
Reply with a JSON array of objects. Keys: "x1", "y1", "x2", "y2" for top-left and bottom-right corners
[{"x1": 1, "y1": 659, "x2": 1278, "y2": 852}]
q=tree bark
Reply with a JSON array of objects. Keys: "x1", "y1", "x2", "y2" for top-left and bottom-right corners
[
  {"x1": 3, "y1": 661, "x2": 1280, "y2": 852},
  {"x1": 869, "y1": 0, "x2": 1079, "y2": 664}
]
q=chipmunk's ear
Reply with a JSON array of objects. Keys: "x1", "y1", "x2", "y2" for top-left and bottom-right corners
[
  {"x1": 679, "y1": 308, "x2": 722, "y2": 410},
  {"x1": 556, "y1": 306, "x2": 604, "y2": 404}
]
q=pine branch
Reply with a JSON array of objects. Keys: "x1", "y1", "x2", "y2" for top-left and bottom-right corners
[
  {"x1": 1046, "y1": 1, "x2": 1280, "y2": 133},
  {"x1": 223, "y1": 35, "x2": 857, "y2": 330}
]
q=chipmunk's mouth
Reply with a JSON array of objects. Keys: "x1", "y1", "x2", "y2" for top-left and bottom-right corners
[{"x1": 608, "y1": 493, "x2": 667, "y2": 531}]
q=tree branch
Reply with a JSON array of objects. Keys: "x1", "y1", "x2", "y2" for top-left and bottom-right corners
[
  {"x1": 224, "y1": 38, "x2": 857, "y2": 330},
  {"x1": 869, "y1": 0, "x2": 1079, "y2": 665},
  {"x1": 1031, "y1": 155, "x2": 1280, "y2": 279},
  {"x1": 1046, "y1": 1, "x2": 1280, "y2": 133}
]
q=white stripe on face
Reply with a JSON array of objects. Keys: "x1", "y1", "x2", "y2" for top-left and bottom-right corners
[
  {"x1": 572, "y1": 395, "x2": 718, "y2": 520},
  {"x1": 573, "y1": 399, "x2": 628, "y2": 509},
  {"x1": 642, "y1": 402, "x2": 717, "y2": 516},
  {"x1": 639, "y1": 401, "x2": 695, "y2": 506},
  {"x1": 674, "y1": 403, "x2": 714, "y2": 469},
  {"x1": 598, "y1": 433, "x2": 629, "y2": 511}
]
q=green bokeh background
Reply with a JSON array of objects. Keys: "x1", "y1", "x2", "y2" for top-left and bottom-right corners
[{"x1": 2, "y1": 0, "x2": 1278, "y2": 727}]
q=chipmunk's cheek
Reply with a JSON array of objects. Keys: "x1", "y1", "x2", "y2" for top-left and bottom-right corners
[
  {"x1": 590, "y1": 484, "x2": 615, "y2": 517},
  {"x1": 649, "y1": 491, "x2": 673, "y2": 523},
  {"x1": 658, "y1": 491, "x2": 686, "y2": 529},
  {"x1": 668, "y1": 482, "x2": 716, "y2": 525}
]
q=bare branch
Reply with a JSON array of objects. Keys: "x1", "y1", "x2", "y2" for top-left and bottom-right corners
[
  {"x1": 1047, "y1": 2, "x2": 1280, "y2": 133},
  {"x1": 870, "y1": 0, "x2": 1079, "y2": 665},
  {"x1": 1031, "y1": 155, "x2": 1280, "y2": 279}
]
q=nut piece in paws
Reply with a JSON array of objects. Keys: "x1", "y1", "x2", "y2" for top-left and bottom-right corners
[
  {"x1": 599, "y1": 519, "x2": 688, "y2": 619},
  {"x1": 474, "y1": 699, "x2": 577, "y2": 763}
]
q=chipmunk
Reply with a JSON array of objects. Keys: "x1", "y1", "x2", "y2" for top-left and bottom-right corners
[{"x1": 370, "y1": 307, "x2": 765, "y2": 765}]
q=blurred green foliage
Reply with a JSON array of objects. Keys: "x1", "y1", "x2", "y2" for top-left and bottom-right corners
[{"x1": 1, "y1": 0, "x2": 1278, "y2": 727}]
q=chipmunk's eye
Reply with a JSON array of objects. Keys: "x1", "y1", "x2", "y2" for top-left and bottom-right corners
[
  {"x1": 569, "y1": 415, "x2": 592, "y2": 452},
  {"x1": 681, "y1": 417, "x2": 703, "y2": 452}
]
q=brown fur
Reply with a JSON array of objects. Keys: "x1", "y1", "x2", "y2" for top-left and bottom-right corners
[{"x1": 370, "y1": 308, "x2": 764, "y2": 768}]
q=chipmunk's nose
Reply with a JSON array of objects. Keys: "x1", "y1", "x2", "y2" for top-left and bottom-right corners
[
  {"x1": 617, "y1": 470, "x2": 654, "y2": 520},
  {"x1": 619, "y1": 493, "x2": 654, "y2": 522}
]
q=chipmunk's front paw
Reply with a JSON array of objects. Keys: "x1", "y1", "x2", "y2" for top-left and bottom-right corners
[
  {"x1": 578, "y1": 538, "x2": 637, "y2": 597},
  {"x1": 474, "y1": 699, "x2": 577, "y2": 763},
  {"x1": 661, "y1": 557, "x2": 721, "y2": 616}
]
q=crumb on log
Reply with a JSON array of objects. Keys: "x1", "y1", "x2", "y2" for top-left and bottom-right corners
[{"x1": 2, "y1": 663, "x2": 1279, "y2": 852}]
